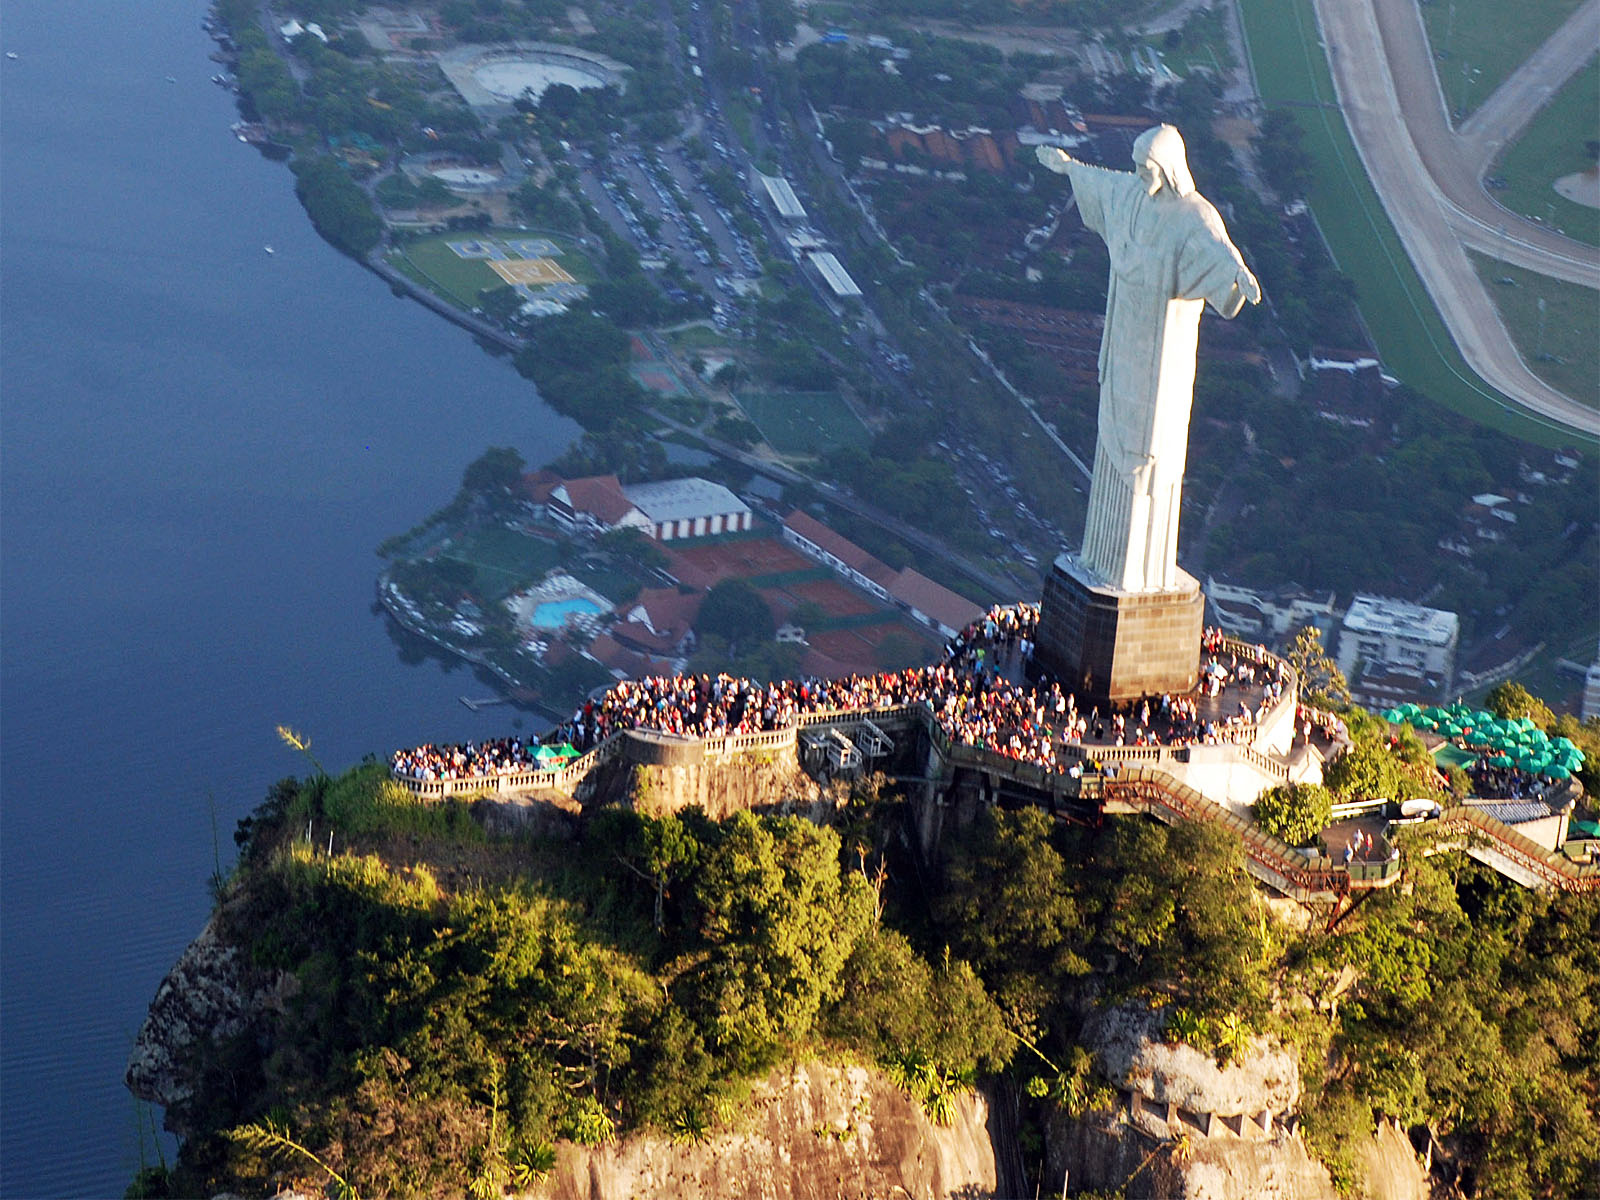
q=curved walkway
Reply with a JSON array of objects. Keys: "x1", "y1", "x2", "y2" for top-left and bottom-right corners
[{"x1": 1310, "y1": 0, "x2": 1600, "y2": 437}]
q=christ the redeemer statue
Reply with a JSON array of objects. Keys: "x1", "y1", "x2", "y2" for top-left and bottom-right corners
[{"x1": 1037, "y1": 126, "x2": 1260, "y2": 594}]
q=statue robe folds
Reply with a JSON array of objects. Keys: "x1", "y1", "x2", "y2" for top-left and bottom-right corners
[{"x1": 1066, "y1": 160, "x2": 1254, "y2": 594}]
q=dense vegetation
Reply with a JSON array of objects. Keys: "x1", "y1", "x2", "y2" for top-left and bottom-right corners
[
  {"x1": 142, "y1": 768, "x2": 1012, "y2": 1197},
  {"x1": 137, "y1": 691, "x2": 1599, "y2": 1199},
  {"x1": 290, "y1": 156, "x2": 383, "y2": 257}
]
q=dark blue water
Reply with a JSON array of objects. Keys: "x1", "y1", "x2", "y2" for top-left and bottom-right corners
[{"x1": 0, "y1": 3, "x2": 578, "y2": 1193}]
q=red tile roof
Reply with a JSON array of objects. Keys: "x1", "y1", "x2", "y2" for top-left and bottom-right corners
[
  {"x1": 557, "y1": 475, "x2": 641, "y2": 525},
  {"x1": 782, "y1": 511, "x2": 896, "y2": 588},
  {"x1": 626, "y1": 588, "x2": 703, "y2": 637},
  {"x1": 888, "y1": 568, "x2": 983, "y2": 633},
  {"x1": 518, "y1": 469, "x2": 563, "y2": 504}
]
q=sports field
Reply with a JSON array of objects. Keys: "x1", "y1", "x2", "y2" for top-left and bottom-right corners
[
  {"x1": 387, "y1": 231, "x2": 593, "y2": 310},
  {"x1": 489, "y1": 257, "x2": 575, "y2": 286},
  {"x1": 662, "y1": 536, "x2": 815, "y2": 586},
  {"x1": 737, "y1": 391, "x2": 868, "y2": 457},
  {"x1": 435, "y1": 527, "x2": 562, "y2": 603},
  {"x1": 808, "y1": 623, "x2": 936, "y2": 672},
  {"x1": 1239, "y1": 0, "x2": 1578, "y2": 446}
]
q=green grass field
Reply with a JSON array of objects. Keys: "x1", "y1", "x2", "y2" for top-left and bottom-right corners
[
  {"x1": 1417, "y1": 0, "x2": 1584, "y2": 119},
  {"x1": 665, "y1": 324, "x2": 731, "y2": 352},
  {"x1": 437, "y1": 527, "x2": 562, "y2": 603},
  {"x1": 1238, "y1": 0, "x2": 1589, "y2": 447},
  {"x1": 387, "y1": 232, "x2": 594, "y2": 311},
  {"x1": 737, "y1": 390, "x2": 868, "y2": 456},
  {"x1": 1471, "y1": 252, "x2": 1600, "y2": 407},
  {"x1": 1136, "y1": 4, "x2": 1237, "y2": 80},
  {"x1": 1491, "y1": 55, "x2": 1600, "y2": 248}
]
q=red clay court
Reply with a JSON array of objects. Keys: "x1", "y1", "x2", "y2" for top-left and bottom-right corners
[
  {"x1": 663, "y1": 536, "x2": 816, "y2": 586},
  {"x1": 782, "y1": 577, "x2": 880, "y2": 617}
]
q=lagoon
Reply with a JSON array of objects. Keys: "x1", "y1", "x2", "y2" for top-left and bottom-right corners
[{"x1": 0, "y1": 1, "x2": 576, "y2": 1192}]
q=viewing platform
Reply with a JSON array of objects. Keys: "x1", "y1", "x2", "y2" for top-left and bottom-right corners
[{"x1": 387, "y1": 615, "x2": 1597, "y2": 898}]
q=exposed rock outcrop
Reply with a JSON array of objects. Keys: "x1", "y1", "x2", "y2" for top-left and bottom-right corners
[
  {"x1": 1048, "y1": 1110, "x2": 1339, "y2": 1200},
  {"x1": 1042, "y1": 1005, "x2": 1426, "y2": 1200},
  {"x1": 124, "y1": 912, "x2": 286, "y2": 1137},
  {"x1": 547, "y1": 1060, "x2": 996, "y2": 1200},
  {"x1": 1087, "y1": 1004, "x2": 1299, "y2": 1131}
]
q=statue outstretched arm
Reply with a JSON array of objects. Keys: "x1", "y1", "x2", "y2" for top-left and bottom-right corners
[{"x1": 1035, "y1": 145, "x2": 1078, "y2": 174}]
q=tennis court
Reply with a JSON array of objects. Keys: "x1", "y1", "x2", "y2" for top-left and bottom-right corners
[{"x1": 489, "y1": 257, "x2": 575, "y2": 286}]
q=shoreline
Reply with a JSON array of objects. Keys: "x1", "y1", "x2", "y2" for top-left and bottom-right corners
[{"x1": 374, "y1": 574, "x2": 567, "y2": 722}]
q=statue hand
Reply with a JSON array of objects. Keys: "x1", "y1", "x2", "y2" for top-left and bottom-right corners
[
  {"x1": 1237, "y1": 268, "x2": 1262, "y2": 305},
  {"x1": 1035, "y1": 145, "x2": 1074, "y2": 174}
]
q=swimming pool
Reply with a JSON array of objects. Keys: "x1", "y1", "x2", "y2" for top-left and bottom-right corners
[{"x1": 530, "y1": 596, "x2": 605, "y2": 629}]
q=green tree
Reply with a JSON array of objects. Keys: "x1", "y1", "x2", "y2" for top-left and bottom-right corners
[
  {"x1": 1486, "y1": 681, "x2": 1555, "y2": 730},
  {"x1": 694, "y1": 580, "x2": 775, "y2": 654},
  {"x1": 290, "y1": 156, "x2": 382, "y2": 258},
  {"x1": 1252, "y1": 783, "x2": 1333, "y2": 846},
  {"x1": 936, "y1": 808, "x2": 1091, "y2": 1028},
  {"x1": 825, "y1": 928, "x2": 1012, "y2": 1079},
  {"x1": 1323, "y1": 741, "x2": 1400, "y2": 800},
  {"x1": 461, "y1": 446, "x2": 526, "y2": 498},
  {"x1": 680, "y1": 813, "x2": 873, "y2": 1068},
  {"x1": 1092, "y1": 820, "x2": 1267, "y2": 1022},
  {"x1": 1286, "y1": 625, "x2": 1350, "y2": 709}
]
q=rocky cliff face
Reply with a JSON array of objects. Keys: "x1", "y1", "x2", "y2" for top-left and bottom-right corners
[
  {"x1": 124, "y1": 911, "x2": 286, "y2": 1138},
  {"x1": 125, "y1": 872, "x2": 1423, "y2": 1200},
  {"x1": 1042, "y1": 1006, "x2": 1427, "y2": 1200},
  {"x1": 546, "y1": 1060, "x2": 995, "y2": 1200}
]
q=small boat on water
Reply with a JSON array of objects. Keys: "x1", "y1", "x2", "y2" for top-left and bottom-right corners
[
  {"x1": 264, "y1": 245, "x2": 275, "y2": 255},
  {"x1": 5, "y1": 52, "x2": 19, "y2": 61}
]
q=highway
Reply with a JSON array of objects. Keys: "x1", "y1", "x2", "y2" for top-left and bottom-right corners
[{"x1": 1310, "y1": 0, "x2": 1600, "y2": 436}]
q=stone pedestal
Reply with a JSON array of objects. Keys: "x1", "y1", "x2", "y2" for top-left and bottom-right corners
[{"x1": 1034, "y1": 553, "x2": 1203, "y2": 703}]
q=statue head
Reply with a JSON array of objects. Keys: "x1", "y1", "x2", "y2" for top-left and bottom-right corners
[{"x1": 1132, "y1": 124, "x2": 1195, "y2": 198}]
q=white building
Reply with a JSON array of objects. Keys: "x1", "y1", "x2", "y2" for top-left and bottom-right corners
[
  {"x1": 1204, "y1": 577, "x2": 1340, "y2": 644},
  {"x1": 808, "y1": 251, "x2": 862, "y2": 298},
  {"x1": 1336, "y1": 594, "x2": 1459, "y2": 684},
  {"x1": 622, "y1": 478, "x2": 752, "y2": 541},
  {"x1": 756, "y1": 172, "x2": 807, "y2": 221}
]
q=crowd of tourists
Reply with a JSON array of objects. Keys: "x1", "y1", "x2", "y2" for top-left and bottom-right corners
[
  {"x1": 393, "y1": 605, "x2": 1289, "y2": 784},
  {"x1": 391, "y1": 736, "x2": 550, "y2": 782},
  {"x1": 1467, "y1": 761, "x2": 1549, "y2": 801}
]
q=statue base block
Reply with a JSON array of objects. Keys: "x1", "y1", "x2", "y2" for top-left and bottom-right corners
[{"x1": 1034, "y1": 554, "x2": 1204, "y2": 703}]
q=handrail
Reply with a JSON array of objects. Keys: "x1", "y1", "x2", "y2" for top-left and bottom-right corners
[
  {"x1": 1103, "y1": 767, "x2": 1402, "y2": 895},
  {"x1": 1433, "y1": 805, "x2": 1600, "y2": 893},
  {"x1": 385, "y1": 686, "x2": 1593, "y2": 896}
]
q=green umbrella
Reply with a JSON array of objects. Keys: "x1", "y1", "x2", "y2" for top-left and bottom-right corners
[
  {"x1": 1414, "y1": 717, "x2": 1438, "y2": 731},
  {"x1": 1516, "y1": 717, "x2": 1537, "y2": 731},
  {"x1": 1551, "y1": 736, "x2": 1576, "y2": 751},
  {"x1": 1383, "y1": 708, "x2": 1404, "y2": 723},
  {"x1": 1490, "y1": 754, "x2": 1514, "y2": 768},
  {"x1": 1547, "y1": 764, "x2": 1572, "y2": 779}
]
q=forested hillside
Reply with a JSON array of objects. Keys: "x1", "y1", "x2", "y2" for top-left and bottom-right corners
[{"x1": 129, "y1": 755, "x2": 1597, "y2": 1199}]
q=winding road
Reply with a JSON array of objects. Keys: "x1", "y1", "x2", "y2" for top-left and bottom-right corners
[{"x1": 1308, "y1": 0, "x2": 1599, "y2": 436}]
